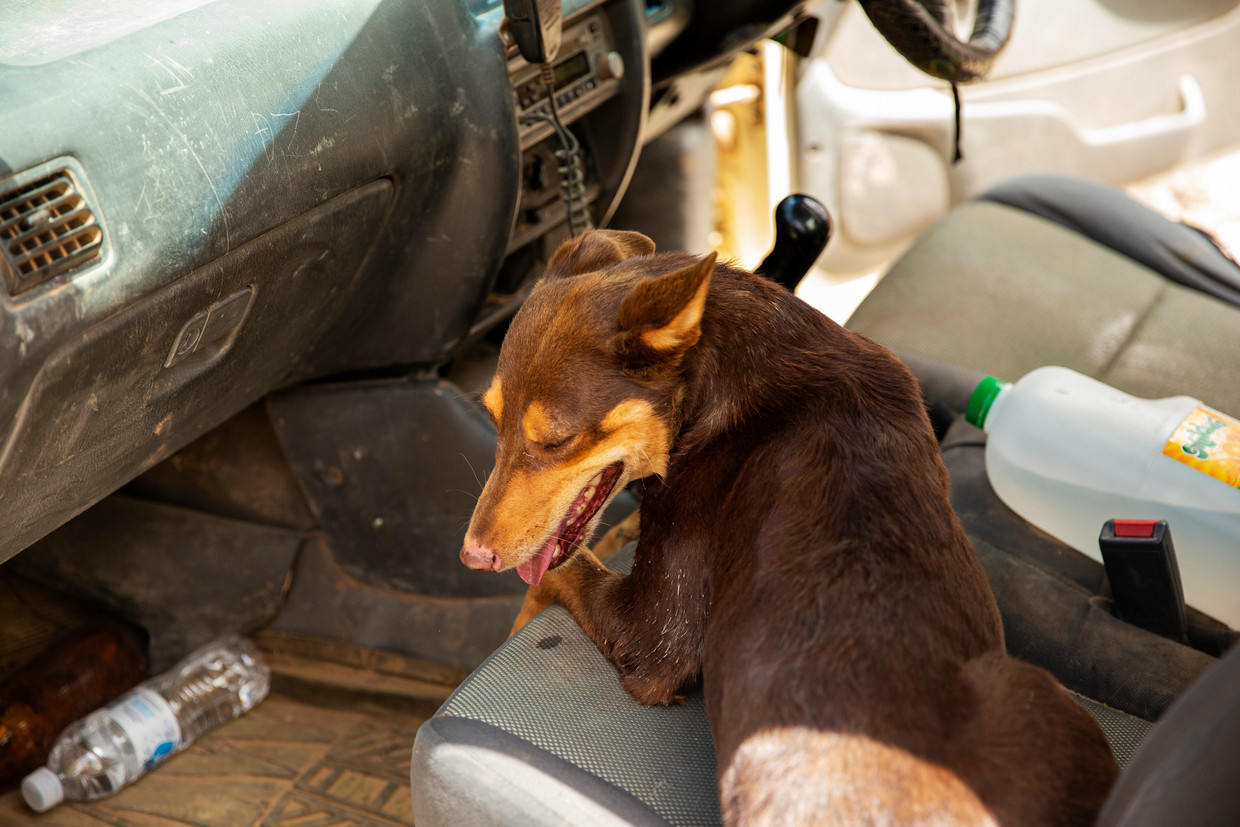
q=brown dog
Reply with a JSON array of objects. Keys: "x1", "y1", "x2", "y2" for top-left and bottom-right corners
[{"x1": 460, "y1": 230, "x2": 1118, "y2": 825}]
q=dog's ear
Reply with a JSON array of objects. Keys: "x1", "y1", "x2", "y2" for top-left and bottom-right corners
[
  {"x1": 612, "y1": 252, "x2": 715, "y2": 368},
  {"x1": 545, "y1": 230, "x2": 656, "y2": 279}
]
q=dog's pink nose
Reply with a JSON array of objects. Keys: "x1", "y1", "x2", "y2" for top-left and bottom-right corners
[{"x1": 460, "y1": 538, "x2": 503, "y2": 572}]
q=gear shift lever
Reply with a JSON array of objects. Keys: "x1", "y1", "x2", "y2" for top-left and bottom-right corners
[{"x1": 756, "y1": 194, "x2": 832, "y2": 292}]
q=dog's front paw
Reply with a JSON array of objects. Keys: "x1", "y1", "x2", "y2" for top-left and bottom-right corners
[
  {"x1": 621, "y1": 669, "x2": 686, "y2": 706},
  {"x1": 510, "y1": 582, "x2": 558, "y2": 637}
]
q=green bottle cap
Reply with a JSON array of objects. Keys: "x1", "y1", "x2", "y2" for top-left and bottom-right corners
[{"x1": 965, "y1": 376, "x2": 1009, "y2": 429}]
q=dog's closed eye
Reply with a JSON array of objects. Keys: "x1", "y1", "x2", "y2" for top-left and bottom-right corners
[
  {"x1": 539, "y1": 435, "x2": 573, "y2": 452},
  {"x1": 521, "y1": 400, "x2": 581, "y2": 454}
]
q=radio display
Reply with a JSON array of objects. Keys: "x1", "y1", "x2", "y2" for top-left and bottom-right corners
[{"x1": 553, "y1": 53, "x2": 590, "y2": 89}]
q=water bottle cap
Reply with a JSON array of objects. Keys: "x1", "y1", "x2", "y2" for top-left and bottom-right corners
[
  {"x1": 965, "y1": 375, "x2": 1009, "y2": 429},
  {"x1": 21, "y1": 767, "x2": 65, "y2": 812}
]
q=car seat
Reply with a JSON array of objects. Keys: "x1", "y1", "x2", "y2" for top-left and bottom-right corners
[
  {"x1": 849, "y1": 175, "x2": 1238, "y2": 719},
  {"x1": 410, "y1": 176, "x2": 1239, "y2": 825},
  {"x1": 847, "y1": 174, "x2": 1240, "y2": 415}
]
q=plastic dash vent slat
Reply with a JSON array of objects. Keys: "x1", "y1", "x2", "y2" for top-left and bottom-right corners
[{"x1": 0, "y1": 169, "x2": 103, "y2": 295}]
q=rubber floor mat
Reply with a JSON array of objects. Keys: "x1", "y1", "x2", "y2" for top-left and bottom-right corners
[
  {"x1": 0, "y1": 682, "x2": 437, "y2": 826},
  {"x1": 0, "y1": 568, "x2": 447, "y2": 826}
]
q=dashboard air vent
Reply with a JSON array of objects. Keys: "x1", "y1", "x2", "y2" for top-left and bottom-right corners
[{"x1": 1, "y1": 169, "x2": 104, "y2": 295}]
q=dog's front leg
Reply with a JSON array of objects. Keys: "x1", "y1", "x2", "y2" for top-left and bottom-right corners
[
  {"x1": 515, "y1": 531, "x2": 708, "y2": 706},
  {"x1": 511, "y1": 546, "x2": 615, "y2": 633},
  {"x1": 511, "y1": 586, "x2": 558, "y2": 636},
  {"x1": 509, "y1": 549, "x2": 614, "y2": 636},
  {"x1": 510, "y1": 511, "x2": 642, "y2": 637}
]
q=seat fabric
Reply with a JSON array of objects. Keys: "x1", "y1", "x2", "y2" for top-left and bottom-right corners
[
  {"x1": 846, "y1": 201, "x2": 1240, "y2": 415},
  {"x1": 412, "y1": 547, "x2": 720, "y2": 827},
  {"x1": 1097, "y1": 642, "x2": 1240, "y2": 827}
]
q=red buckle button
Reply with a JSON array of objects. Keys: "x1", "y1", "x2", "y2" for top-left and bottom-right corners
[{"x1": 1112, "y1": 519, "x2": 1159, "y2": 538}]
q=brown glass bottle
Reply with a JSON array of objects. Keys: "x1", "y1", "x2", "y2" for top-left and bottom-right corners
[{"x1": 0, "y1": 618, "x2": 148, "y2": 788}]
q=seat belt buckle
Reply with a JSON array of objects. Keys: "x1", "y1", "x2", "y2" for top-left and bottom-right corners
[{"x1": 1099, "y1": 519, "x2": 1189, "y2": 644}]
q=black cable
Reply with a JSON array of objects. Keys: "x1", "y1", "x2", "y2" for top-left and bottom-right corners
[
  {"x1": 950, "y1": 82, "x2": 963, "y2": 163},
  {"x1": 518, "y1": 64, "x2": 592, "y2": 238}
]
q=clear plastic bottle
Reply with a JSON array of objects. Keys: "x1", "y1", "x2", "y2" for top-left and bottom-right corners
[
  {"x1": 966, "y1": 366, "x2": 1240, "y2": 628},
  {"x1": 0, "y1": 617, "x2": 148, "y2": 787},
  {"x1": 20, "y1": 635, "x2": 270, "y2": 812}
]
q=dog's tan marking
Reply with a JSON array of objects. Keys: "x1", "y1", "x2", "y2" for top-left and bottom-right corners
[
  {"x1": 483, "y1": 377, "x2": 503, "y2": 424},
  {"x1": 600, "y1": 399, "x2": 651, "y2": 431},
  {"x1": 640, "y1": 272, "x2": 711, "y2": 354},
  {"x1": 721, "y1": 728, "x2": 998, "y2": 827},
  {"x1": 522, "y1": 399, "x2": 556, "y2": 445},
  {"x1": 468, "y1": 398, "x2": 671, "y2": 569},
  {"x1": 601, "y1": 398, "x2": 671, "y2": 478}
]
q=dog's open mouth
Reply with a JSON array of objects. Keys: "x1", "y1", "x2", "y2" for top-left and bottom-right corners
[{"x1": 517, "y1": 461, "x2": 624, "y2": 586}]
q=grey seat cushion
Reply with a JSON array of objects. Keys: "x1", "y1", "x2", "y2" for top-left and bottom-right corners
[
  {"x1": 411, "y1": 609, "x2": 720, "y2": 826},
  {"x1": 976, "y1": 175, "x2": 1240, "y2": 309},
  {"x1": 411, "y1": 547, "x2": 1152, "y2": 827},
  {"x1": 1098, "y1": 642, "x2": 1240, "y2": 827},
  {"x1": 846, "y1": 201, "x2": 1240, "y2": 415}
]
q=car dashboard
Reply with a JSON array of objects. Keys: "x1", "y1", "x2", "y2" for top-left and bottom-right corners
[{"x1": 0, "y1": 0, "x2": 654, "y2": 560}]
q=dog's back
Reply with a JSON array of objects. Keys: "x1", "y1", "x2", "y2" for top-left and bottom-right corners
[{"x1": 668, "y1": 262, "x2": 1117, "y2": 825}]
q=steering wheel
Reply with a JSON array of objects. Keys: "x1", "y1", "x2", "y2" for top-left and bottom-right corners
[{"x1": 858, "y1": 0, "x2": 1014, "y2": 83}]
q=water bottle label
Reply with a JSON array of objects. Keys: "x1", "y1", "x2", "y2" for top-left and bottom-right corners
[
  {"x1": 108, "y1": 688, "x2": 182, "y2": 771},
  {"x1": 1162, "y1": 407, "x2": 1240, "y2": 488}
]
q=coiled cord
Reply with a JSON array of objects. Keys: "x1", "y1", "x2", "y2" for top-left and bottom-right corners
[{"x1": 518, "y1": 63, "x2": 592, "y2": 238}]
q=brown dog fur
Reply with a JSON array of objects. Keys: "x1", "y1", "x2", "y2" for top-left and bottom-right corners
[{"x1": 461, "y1": 230, "x2": 1119, "y2": 826}]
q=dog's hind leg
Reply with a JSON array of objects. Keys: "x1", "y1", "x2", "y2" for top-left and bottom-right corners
[
  {"x1": 721, "y1": 727, "x2": 998, "y2": 827},
  {"x1": 951, "y1": 651, "x2": 1119, "y2": 827}
]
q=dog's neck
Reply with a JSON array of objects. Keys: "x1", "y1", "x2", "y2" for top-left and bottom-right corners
[{"x1": 672, "y1": 265, "x2": 879, "y2": 456}]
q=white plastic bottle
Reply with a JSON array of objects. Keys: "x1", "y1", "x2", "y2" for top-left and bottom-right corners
[
  {"x1": 21, "y1": 635, "x2": 271, "y2": 812},
  {"x1": 965, "y1": 366, "x2": 1240, "y2": 628}
]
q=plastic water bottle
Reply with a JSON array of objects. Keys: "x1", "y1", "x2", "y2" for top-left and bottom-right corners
[
  {"x1": 0, "y1": 618, "x2": 148, "y2": 787},
  {"x1": 20, "y1": 635, "x2": 270, "y2": 812},
  {"x1": 965, "y1": 366, "x2": 1240, "y2": 628}
]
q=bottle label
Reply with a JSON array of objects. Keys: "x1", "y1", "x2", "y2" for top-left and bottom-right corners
[
  {"x1": 1162, "y1": 407, "x2": 1240, "y2": 488},
  {"x1": 108, "y1": 687, "x2": 182, "y2": 771}
]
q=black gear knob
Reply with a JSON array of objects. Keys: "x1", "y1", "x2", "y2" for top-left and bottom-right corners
[{"x1": 756, "y1": 194, "x2": 832, "y2": 292}]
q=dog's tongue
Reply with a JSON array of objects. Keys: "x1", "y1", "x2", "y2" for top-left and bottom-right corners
[{"x1": 517, "y1": 536, "x2": 558, "y2": 586}]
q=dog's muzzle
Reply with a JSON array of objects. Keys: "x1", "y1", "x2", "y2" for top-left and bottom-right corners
[{"x1": 460, "y1": 539, "x2": 503, "y2": 572}]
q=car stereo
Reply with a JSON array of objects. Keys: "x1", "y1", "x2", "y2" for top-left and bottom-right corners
[{"x1": 509, "y1": 11, "x2": 624, "y2": 148}]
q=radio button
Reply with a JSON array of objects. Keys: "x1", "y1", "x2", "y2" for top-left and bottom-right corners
[{"x1": 597, "y1": 51, "x2": 624, "y2": 82}]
